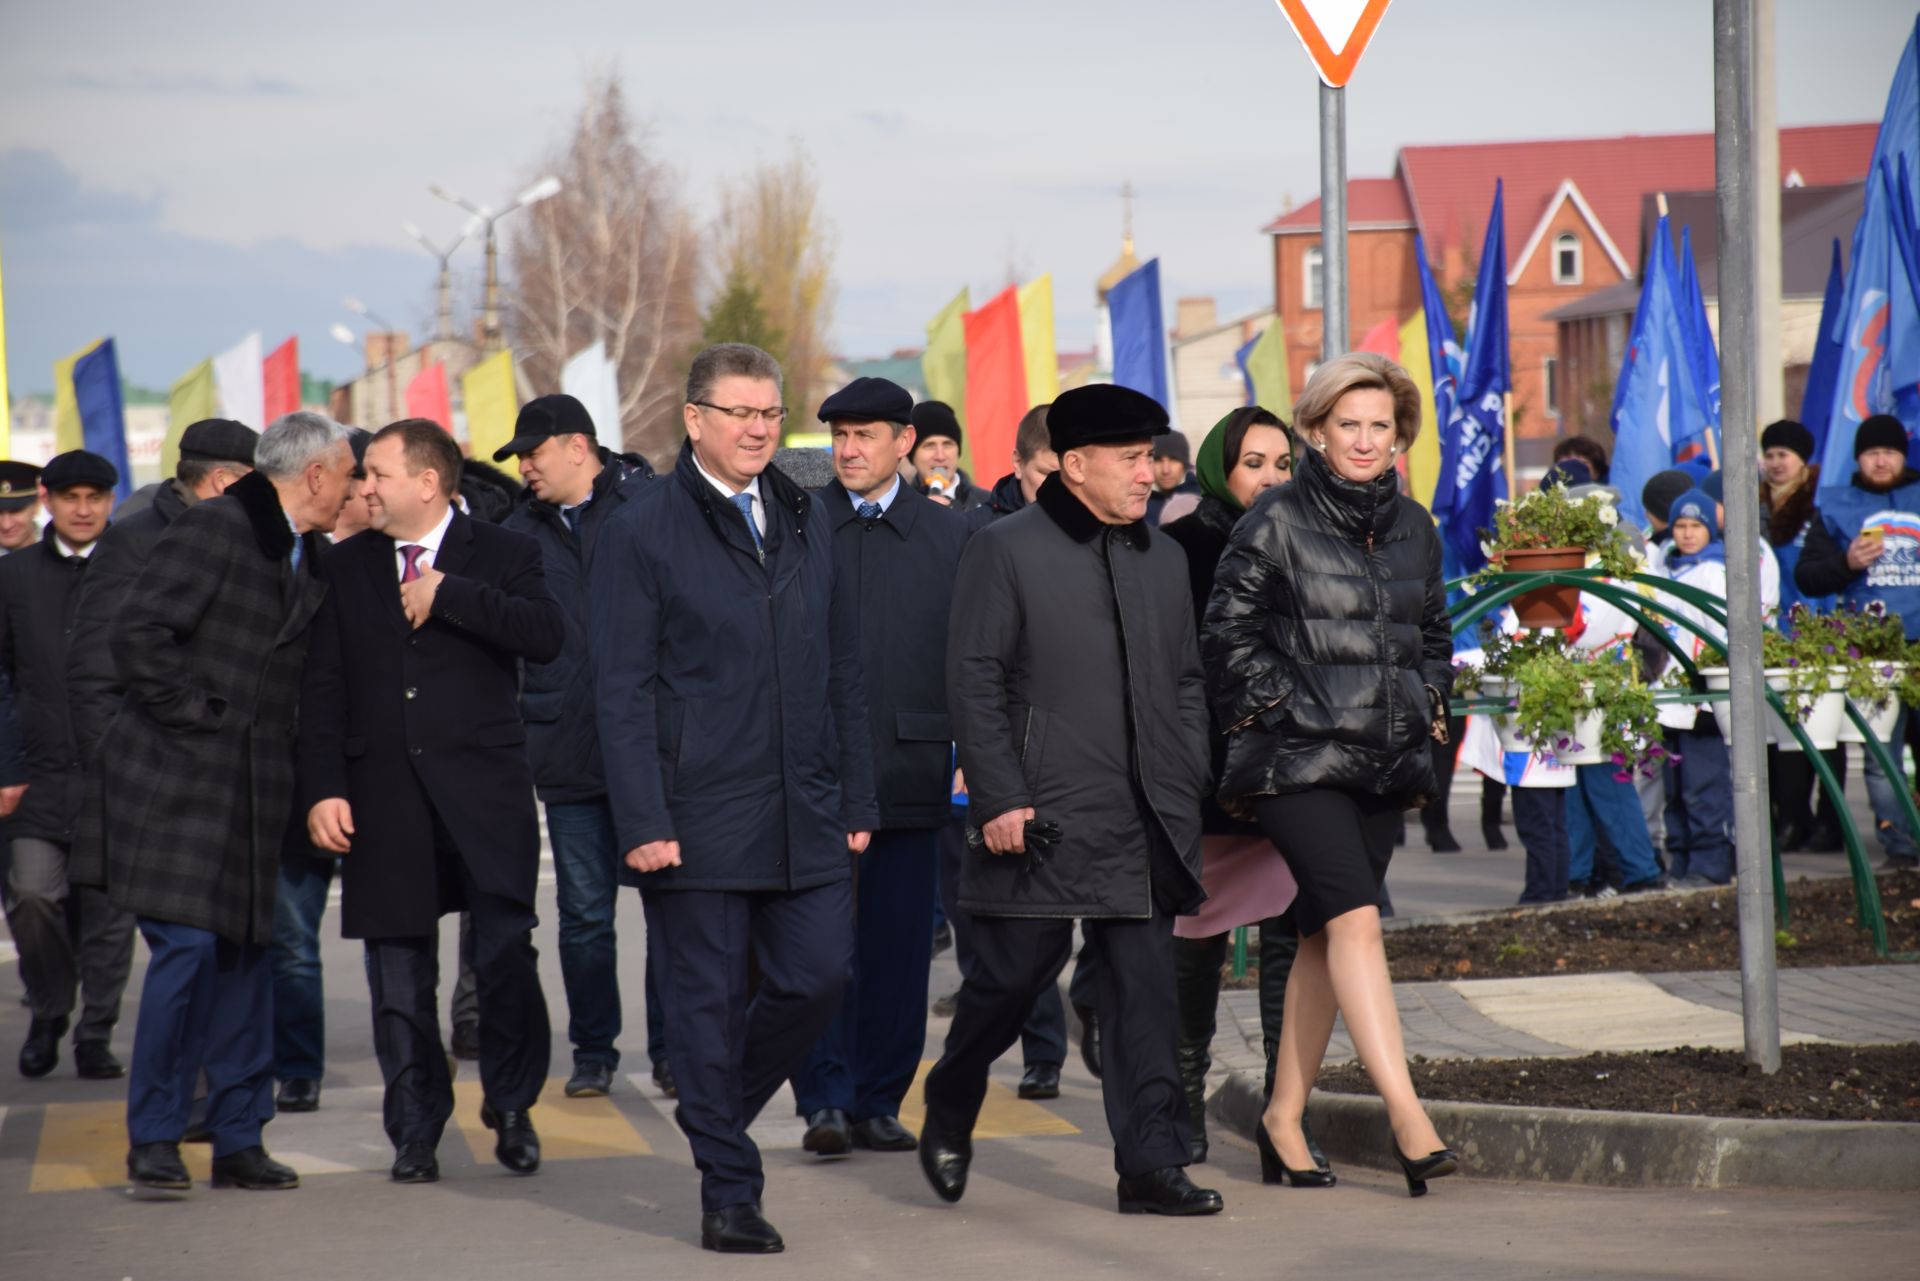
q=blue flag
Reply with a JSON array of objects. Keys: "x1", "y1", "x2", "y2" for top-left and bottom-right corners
[
  {"x1": 1610, "y1": 214, "x2": 1714, "y2": 528},
  {"x1": 1431, "y1": 181, "x2": 1508, "y2": 572},
  {"x1": 1234, "y1": 332, "x2": 1260, "y2": 406},
  {"x1": 70, "y1": 338, "x2": 133, "y2": 501},
  {"x1": 1676, "y1": 225, "x2": 1722, "y2": 430},
  {"x1": 1108, "y1": 258, "x2": 1169, "y2": 411},
  {"x1": 1799, "y1": 238, "x2": 1846, "y2": 450},
  {"x1": 1414, "y1": 232, "x2": 1463, "y2": 441},
  {"x1": 1816, "y1": 16, "x2": 1920, "y2": 495}
]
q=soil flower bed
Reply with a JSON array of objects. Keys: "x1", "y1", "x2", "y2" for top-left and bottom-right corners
[{"x1": 1317, "y1": 1042, "x2": 1920, "y2": 1123}]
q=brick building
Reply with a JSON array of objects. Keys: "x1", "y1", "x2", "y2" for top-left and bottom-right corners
[{"x1": 1265, "y1": 124, "x2": 1877, "y2": 469}]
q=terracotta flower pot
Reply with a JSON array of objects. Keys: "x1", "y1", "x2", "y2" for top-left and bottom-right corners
[{"x1": 1499, "y1": 546, "x2": 1588, "y2": 628}]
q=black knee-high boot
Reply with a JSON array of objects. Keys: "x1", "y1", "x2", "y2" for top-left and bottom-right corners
[{"x1": 1173, "y1": 933, "x2": 1228, "y2": 1163}]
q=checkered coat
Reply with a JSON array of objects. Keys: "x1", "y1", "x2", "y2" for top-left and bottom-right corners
[{"x1": 68, "y1": 471, "x2": 327, "y2": 944}]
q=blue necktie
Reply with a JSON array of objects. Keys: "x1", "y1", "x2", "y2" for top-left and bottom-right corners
[
  {"x1": 290, "y1": 536, "x2": 303, "y2": 573},
  {"x1": 563, "y1": 505, "x2": 582, "y2": 533},
  {"x1": 730, "y1": 492, "x2": 763, "y2": 553},
  {"x1": 856, "y1": 500, "x2": 882, "y2": 522}
]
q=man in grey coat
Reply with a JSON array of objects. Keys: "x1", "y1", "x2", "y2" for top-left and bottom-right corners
[
  {"x1": 919, "y1": 383, "x2": 1220, "y2": 1217},
  {"x1": 78, "y1": 412, "x2": 356, "y2": 1195}
]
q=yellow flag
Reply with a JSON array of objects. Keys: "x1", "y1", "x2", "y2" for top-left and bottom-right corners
[
  {"x1": 921, "y1": 288, "x2": 968, "y2": 469},
  {"x1": 165, "y1": 360, "x2": 217, "y2": 477},
  {"x1": 0, "y1": 231, "x2": 12, "y2": 454},
  {"x1": 1244, "y1": 318, "x2": 1292, "y2": 421},
  {"x1": 1398, "y1": 311, "x2": 1441, "y2": 511},
  {"x1": 462, "y1": 349, "x2": 519, "y2": 464},
  {"x1": 53, "y1": 339, "x2": 104, "y2": 456},
  {"x1": 1016, "y1": 275, "x2": 1060, "y2": 405}
]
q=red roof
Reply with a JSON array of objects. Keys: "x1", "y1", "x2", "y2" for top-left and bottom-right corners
[
  {"x1": 1263, "y1": 123, "x2": 1878, "y2": 271},
  {"x1": 1263, "y1": 177, "x2": 1412, "y2": 233}
]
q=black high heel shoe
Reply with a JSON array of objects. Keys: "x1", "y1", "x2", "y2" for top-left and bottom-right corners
[
  {"x1": 1393, "y1": 1145, "x2": 1459, "y2": 1197},
  {"x1": 1257, "y1": 1121, "x2": 1336, "y2": 1187}
]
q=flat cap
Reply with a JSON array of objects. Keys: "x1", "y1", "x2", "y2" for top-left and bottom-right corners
[
  {"x1": 1047, "y1": 383, "x2": 1170, "y2": 454},
  {"x1": 41, "y1": 450, "x2": 119, "y2": 493},
  {"x1": 493, "y1": 393, "x2": 597, "y2": 462},
  {"x1": 909, "y1": 400, "x2": 963, "y2": 449},
  {"x1": 818, "y1": 377, "x2": 913, "y2": 426},
  {"x1": 178, "y1": 417, "x2": 259, "y2": 465},
  {"x1": 0, "y1": 460, "x2": 40, "y2": 510}
]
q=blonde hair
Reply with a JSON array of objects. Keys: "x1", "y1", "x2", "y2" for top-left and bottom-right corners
[{"x1": 1292, "y1": 352, "x2": 1422, "y2": 451}]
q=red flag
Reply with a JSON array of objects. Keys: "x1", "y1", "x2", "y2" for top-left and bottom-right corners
[
  {"x1": 1356, "y1": 315, "x2": 1400, "y2": 360},
  {"x1": 962, "y1": 286, "x2": 1028, "y2": 483},
  {"x1": 262, "y1": 337, "x2": 300, "y2": 422},
  {"x1": 405, "y1": 362, "x2": 451, "y2": 429}
]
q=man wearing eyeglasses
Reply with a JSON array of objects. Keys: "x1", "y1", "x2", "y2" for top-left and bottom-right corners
[{"x1": 590, "y1": 343, "x2": 878, "y2": 1255}]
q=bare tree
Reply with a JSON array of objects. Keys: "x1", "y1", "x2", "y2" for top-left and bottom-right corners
[
  {"x1": 711, "y1": 144, "x2": 836, "y2": 423},
  {"x1": 508, "y1": 73, "x2": 702, "y2": 465}
]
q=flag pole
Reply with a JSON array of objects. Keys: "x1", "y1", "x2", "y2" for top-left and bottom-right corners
[
  {"x1": 1502, "y1": 391, "x2": 1517, "y2": 492},
  {"x1": 1320, "y1": 82, "x2": 1349, "y2": 360}
]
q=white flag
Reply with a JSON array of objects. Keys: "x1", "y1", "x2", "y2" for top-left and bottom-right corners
[
  {"x1": 213, "y1": 332, "x2": 265, "y2": 430},
  {"x1": 562, "y1": 341, "x2": 621, "y2": 443}
]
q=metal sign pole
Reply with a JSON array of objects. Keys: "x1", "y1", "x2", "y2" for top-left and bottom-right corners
[
  {"x1": 1714, "y1": 0, "x2": 1781, "y2": 1073},
  {"x1": 1320, "y1": 81, "x2": 1349, "y2": 361}
]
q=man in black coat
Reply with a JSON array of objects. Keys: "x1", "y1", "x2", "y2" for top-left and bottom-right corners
[
  {"x1": 300, "y1": 419, "x2": 563, "y2": 1185},
  {"x1": 87, "y1": 414, "x2": 354, "y2": 1194},
  {"x1": 591, "y1": 343, "x2": 878, "y2": 1255},
  {"x1": 1, "y1": 451, "x2": 133, "y2": 1082},
  {"x1": 788, "y1": 377, "x2": 968, "y2": 1157},
  {"x1": 920, "y1": 383, "x2": 1221, "y2": 1217},
  {"x1": 495, "y1": 393, "x2": 658, "y2": 1101}
]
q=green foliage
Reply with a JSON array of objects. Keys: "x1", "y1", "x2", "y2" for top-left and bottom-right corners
[
  {"x1": 1699, "y1": 603, "x2": 1916, "y2": 717},
  {"x1": 1479, "y1": 634, "x2": 1664, "y2": 779},
  {"x1": 700, "y1": 267, "x2": 785, "y2": 360},
  {"x1": 1469, "y1": 486, "x2": 1642, "y2": 588},
  {"x1": 1775, "y1": 929, "x2": 1798, "y2": 950},
  {"x1": 1495, "y1": 939, "x2": 1531, "y2": 962}
]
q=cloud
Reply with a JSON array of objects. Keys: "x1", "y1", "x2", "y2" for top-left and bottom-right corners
[
  {"x1": 54, "y1": 71, "x2": 306, "y2": 97},
  {"x1": 0, "y1": 148, "x2": 158, "y2": 232}
]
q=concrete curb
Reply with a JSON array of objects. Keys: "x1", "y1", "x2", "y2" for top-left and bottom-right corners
[{"x1": 1208, "y1": 1068, "x2": 1920, "y2": 1192}]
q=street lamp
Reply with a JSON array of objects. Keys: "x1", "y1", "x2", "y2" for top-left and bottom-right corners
[
  {"x1": 403, "y1": 217, "x2": 480, "y2": 341},
  {"x1": 428, "y1": 175, "x2": 562, "y2": 350}
]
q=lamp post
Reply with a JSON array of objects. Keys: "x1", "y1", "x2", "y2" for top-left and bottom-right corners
[
  {"x1": 402, "y1": 218, "x2": 479, "y2": 342},
  {"x1": 428, "y1": 176, "x2": 562, "y2": 351}
]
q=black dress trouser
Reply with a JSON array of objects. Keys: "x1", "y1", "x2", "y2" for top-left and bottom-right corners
[{"x1": 925, "y1": 911, "x2": 1191, "y2": 1177}]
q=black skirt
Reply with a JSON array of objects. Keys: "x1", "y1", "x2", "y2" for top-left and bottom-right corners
[{"x1": 1253, "y1": 789, "x2": 1401, "y2": 937}]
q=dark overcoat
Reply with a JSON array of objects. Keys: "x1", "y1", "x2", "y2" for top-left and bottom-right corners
[
  {"x1": 500, "y1": 449, "x2": 652, "y2": 803},
  {"x1": 947, "y1": 473, "x2": 1209, "y2": 919},
  {"x1": 0, "y1": 528, "x2": 98, "y2": 843},
  {"x1": 589, "y1": 441, "x2": 879, "y2": 892},
  {"x1": 1202, "y1": 447, "x2": 1453, "y2": 816},
  {"x1": 70, "y1": 472, "x2": 328, "y2": 944},
  {"x1": 819, "y1": 480, "x2": 969, "y2": 830},
  {"x1": 296, "y1": 510, "x2": 564, "y2": 939}
]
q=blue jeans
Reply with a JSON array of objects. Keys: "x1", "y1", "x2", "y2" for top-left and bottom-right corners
[
  {"x1": 1567, "y1": 765, "x2": 1665, "y2": 888},
  {"x1": 1665, "y1": 725, "x2": 1734, "y2": 883},
  {"x1": 546, "y1": 799, "x2": 623, "y2": 1070},
  {"x1": 270, "y1": 850, "x2": 334, "y2": 1082},
  {"x1": 1862, "y1": 706, "x2": 1918, "y2": 860}
]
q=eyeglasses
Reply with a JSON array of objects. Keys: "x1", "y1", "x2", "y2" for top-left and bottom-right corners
[{"x1": 693, "y1": 401, "x2": 788, "y2": 424}]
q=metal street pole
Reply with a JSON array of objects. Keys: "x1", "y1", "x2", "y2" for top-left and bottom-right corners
[
  {"x1": 430, "y1": 177, "x2": 560, "y2": 353},
  {"x1": 1319, "y1": 81, "x2": 1348, "y2": 361},
  {"x1": 1714, "y1": 0, "x2": 1782, "y2": 1073}
]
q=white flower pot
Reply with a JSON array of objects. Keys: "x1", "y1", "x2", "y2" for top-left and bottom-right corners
[
  {"x1": 1837, "y1": 662, "x2": 1905, "y2": 744},
  {"x1": 1782, "y1": 672, "x2": 1850, "y2": 752},
  {"x1": 1542, "y1": 710, "x2": 1607, "y2": 767},
  {"x1": 1701, "y1": 667, "x2": 1787, "y2": 745}
]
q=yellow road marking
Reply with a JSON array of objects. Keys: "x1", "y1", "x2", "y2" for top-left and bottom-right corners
[
  {"x1": 897, "y1": 1061, "x2": 1079, "y2": 1139},
  {"x1": 30, "y1": 1100, "x2": 211, "y2": 1193},
  {"x1": 449, "y1": 1078, "x2": 653, "y2": 1161}
]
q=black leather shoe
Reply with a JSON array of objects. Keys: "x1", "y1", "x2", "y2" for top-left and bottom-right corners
[
  {"x1": 480, "y1": 1103, "x2": 541, "y2": 1174},
  {"x1": 918, "y1": 1122, "x2": 972, "y2": 1203},
  {"x1": 390, "y1": 1142, "x2": 440, "y2": 1183},
  {"x1": 210, "y1": 1145, "x2": 300, "y2": 1190},
  {"x1": 19, "y1": 1015, "x2": 67, "y2": 1078},
  {"x1": 851, "y1": 1115, "x2": 917, "y2": 1151},
  {"x1": 74, "y1": 1039, "x2": 125, "y2": 1080},
  {"x1": 1482, "y1": 824, "x2": 1509, "y2": 851},
  {"x1": 802, "y1": 1107, "x2": 852, "y2": 1156},
  {"x1": 931, "y1": 921, "x2": 954, "y2": 958},
  {"x1": 1074, "y1": 1004, "x2": 1102, "y2": 1080},
  {"x1": 127, "y1": 1141, "x2": 191, "y2": 1193},
  {"x1": 1424, "y1": 826, "x2": 1463, "y2": 853},
  {"x1": 651, "y1": 1060, "x2": 677, "y2": 1098},
  {"x1": 1116, "y1": 1166, "x2": 1224, "y2": 1216},
  {"x1": 276, "y1": 1077, "x2": 321, "y2": 1112},
  {"x1": 1774, "y1": 822, "x2": 1810, "y2": 854},
  {"x1": 565, "y1": 1061, "x2": 613, "y2": 1098},
  {"x1": 1017, "y1": 1062, "x2": 1061, "y2": 1099},
  {"x1": 450, "y1": 1021, "x2": 481, "y2": 1061},
  {"x1": 701, "y1": 1202, "x2": 784, "y2": 1254}
]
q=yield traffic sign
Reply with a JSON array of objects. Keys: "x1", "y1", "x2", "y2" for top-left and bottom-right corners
[{"x1": 1273, "y1": 0, "x2": 1394, "y2": 87}]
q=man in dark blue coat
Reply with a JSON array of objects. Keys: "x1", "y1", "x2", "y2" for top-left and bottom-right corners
[
  {"x1": 496, "y1": 394, "x2": 661, "y2": 1101},
  {"x1": 591, "y1": 343, "x2": 878, "y2": 1255},
  {"x1": 788, "y1": 377, "x2": 968, "y2": 1158}
]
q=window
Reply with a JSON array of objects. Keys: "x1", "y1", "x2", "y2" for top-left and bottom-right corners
[
  {"x1": 1303, "y1": 245, "x2": 1324, "y2": 310},
  {"x1": 1553, "y1": 233, "x2": 1582, "y2": 286},
  {"x1": 1544, "y1": 355, "x2": 1560, "y2": 419}
]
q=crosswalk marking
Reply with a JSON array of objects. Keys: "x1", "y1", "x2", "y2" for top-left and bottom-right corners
[
  {"x1": 31, "y1": 1100, "x2": 210, "y2": 1193},
  {"x1": 898, "y1": 1060, "x2": 1080, "y2": 1139},
  {"x1": 449, "y1": 1077, "x2": 652, "y2": 1162}
]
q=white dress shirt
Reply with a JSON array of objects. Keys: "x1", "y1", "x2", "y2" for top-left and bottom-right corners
[
  {"x1": 690, "y1": 450, "x2": 765, "y2": 537},
  {"x1": 394, "y1": 503, "x2": 456, "y2": 580},
  {"x1": 54, "y1": 535, "x2": 98, "y2": 560}
]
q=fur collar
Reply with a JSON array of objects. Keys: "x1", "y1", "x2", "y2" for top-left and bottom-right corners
[
  {"x1": 228, "y1": 470, "x2": 296, "y2": 560},
  {"x1": 1036, "y1": 472, "x2": 1151, "y2": 550},
  {"x1": 1761, "y1": 463, "x2": 1820, "y2": 546}
]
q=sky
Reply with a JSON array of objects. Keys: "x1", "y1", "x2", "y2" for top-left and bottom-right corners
[{"x1": 0, "y1": 0, "x2": 1912, "y2": 396}]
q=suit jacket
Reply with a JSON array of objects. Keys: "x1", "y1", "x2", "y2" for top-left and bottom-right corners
[
  {"x1": 297, "y1": 509, "x2": 564, "y2": 939},
  {"x1": 0, "y1": 528, "x2": 95, "y2": 842},
  {"x1": 70, "y1": 472, "x2": 328, "y2": 944}
]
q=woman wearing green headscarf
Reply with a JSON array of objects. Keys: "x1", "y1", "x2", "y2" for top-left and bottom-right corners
[{"x1": 1158, "y1": 406, "x2": 1296, "y2": 1164}]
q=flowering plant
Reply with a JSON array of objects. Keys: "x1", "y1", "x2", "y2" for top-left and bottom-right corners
[
  {"x1": 1478, "y1": 627, "x2": 1664, "y2": 778},
  {"x1": 1469, "y1": 485, "x2": 1642, "y2": 586},
  {"x1": 1701, "y1": 603, "x2": 1913, "y2": 718}
]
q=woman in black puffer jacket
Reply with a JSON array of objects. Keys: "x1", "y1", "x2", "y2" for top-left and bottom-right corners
[{"x1": 1202, "y1": 352, "x2": 1458, "y2": 1196}]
